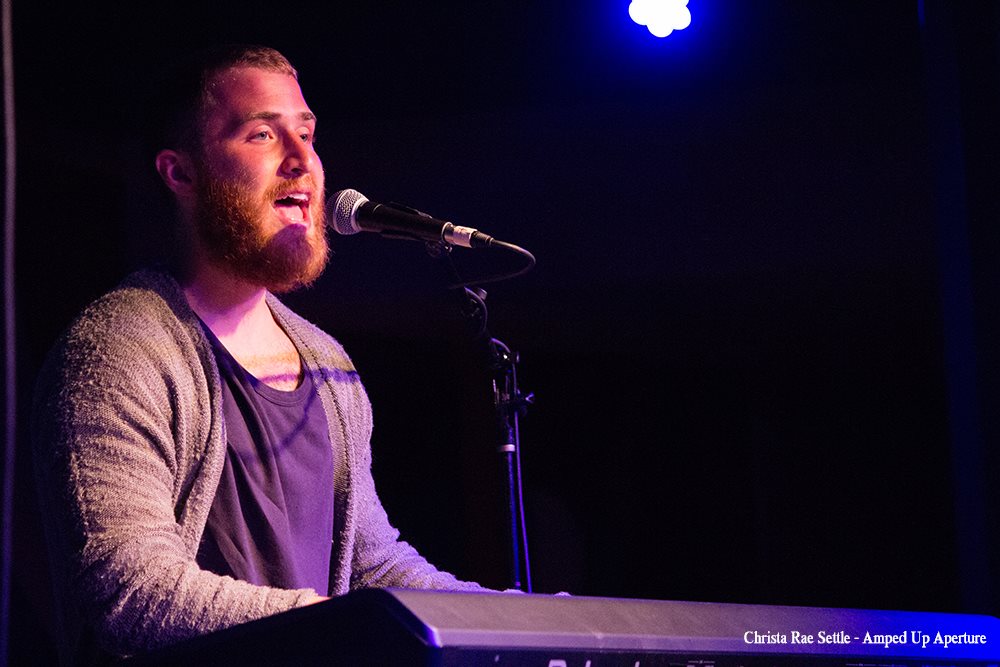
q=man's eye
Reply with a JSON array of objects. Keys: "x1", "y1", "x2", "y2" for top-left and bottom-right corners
[
  {"x1": 251, "y1": 130, "x2": 271, "y2": 141},
  {"x1": 300, "y1": 132, "x2": 314, "y2": 143}
]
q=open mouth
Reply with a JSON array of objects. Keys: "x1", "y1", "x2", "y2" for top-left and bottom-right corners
[{"x1": 274, "y1": 192, "x2": 310, "y2": 223}]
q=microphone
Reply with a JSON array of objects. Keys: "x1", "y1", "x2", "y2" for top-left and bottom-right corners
[{"x1": 328, "y1": 189, "x2": 496, "y2": 248}]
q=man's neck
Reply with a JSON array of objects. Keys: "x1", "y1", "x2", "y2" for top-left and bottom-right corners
[
  {"x1": 181, "y1": 262, "x2": 304, "y2": 391},
  {"x1": 181, "y1": 261, "x2": 271, "y2": 339}
]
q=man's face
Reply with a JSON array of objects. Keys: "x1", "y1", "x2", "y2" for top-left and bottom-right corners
[{"x1": 192, "y1": 67, "x2": 328, "y2": 293}]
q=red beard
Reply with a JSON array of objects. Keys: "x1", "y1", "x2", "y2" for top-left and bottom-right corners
[{"x1": 194, "y1": 168, "x2": 329, "y2": 293}]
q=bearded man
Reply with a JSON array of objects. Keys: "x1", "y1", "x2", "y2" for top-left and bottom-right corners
[{"x1": 32, "y1": 45, "x2": 485, "y2": 666}]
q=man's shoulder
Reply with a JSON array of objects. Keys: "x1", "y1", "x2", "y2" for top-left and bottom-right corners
[
  {"x1": 265, "y1": 295, "x2": 357, "y2": 374},
  {"x1": 73, "y1": 268, "x2": 188, "y2": 330},
  {"x1": 52, "y1": 267, "x2": 204, "y2": 368},
  {"x1": 265, "y1": 295, "x2": 335, "y2": 345},
  {"x1": 33, "y1": 267, "x2": 213, "y2": 423}
]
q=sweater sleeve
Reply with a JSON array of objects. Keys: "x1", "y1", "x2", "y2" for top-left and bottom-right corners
[
  {"x1": 32, "y1": 289, "x2": 315, "y2": 658},
  {"x1": 346, "y1": 427, "x2": 487, "y2": 592}
]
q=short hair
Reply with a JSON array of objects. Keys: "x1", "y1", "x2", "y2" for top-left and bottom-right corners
[{"x1": 147, "y1": 44, "x2": 297, "y2": 156}]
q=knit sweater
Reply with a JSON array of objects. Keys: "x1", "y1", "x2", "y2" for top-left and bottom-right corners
[{"x1": 32, "y1": 268, "x2": 483, "y2": 664}]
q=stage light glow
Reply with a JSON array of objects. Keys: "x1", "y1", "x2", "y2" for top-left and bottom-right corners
[{"x1": 629, "y1": 0, "x2": 692, "y2": 38}]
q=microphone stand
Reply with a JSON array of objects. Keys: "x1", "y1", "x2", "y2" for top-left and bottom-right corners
[
  {"x1": 491, "y1": 335, "x2": 534, "y2": 593},
  {"x1": 457, "y1": 286, "x2": 534, "y2": 592},
  {"x1": 424, "y1": 236, "x2": 535, "y2": 593}
]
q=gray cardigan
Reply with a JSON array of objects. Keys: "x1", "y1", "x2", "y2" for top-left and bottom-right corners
[{"x1": 33, "y1": 269, "x2": 482, "y2": 663}]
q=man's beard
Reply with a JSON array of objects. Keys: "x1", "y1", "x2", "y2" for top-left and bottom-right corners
[{"x1": 193, "y1": 167, "x2": 329, "y2": 294}]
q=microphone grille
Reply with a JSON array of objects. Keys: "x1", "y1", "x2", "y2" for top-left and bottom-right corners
[{"x1": 329, "y1": 189, "x2": 368, "y2": 235}]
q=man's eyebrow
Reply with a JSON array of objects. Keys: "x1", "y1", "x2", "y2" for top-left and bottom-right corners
[{"x1": 236, "y1": 110, "x2": 317, "y2": 124}]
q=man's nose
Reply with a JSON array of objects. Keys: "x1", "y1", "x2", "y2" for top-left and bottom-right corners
[{"x1": 280, "y1": 135, "x2": 315, "y2": 177}]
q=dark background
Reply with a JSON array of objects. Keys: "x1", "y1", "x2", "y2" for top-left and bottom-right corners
[{"x1": 7, "y1": 0, "x2": 1000, "y2": 663}]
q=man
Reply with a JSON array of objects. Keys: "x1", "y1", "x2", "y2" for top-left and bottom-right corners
[{"x1": 33, "y1": 45, "x2": 485, "y2": 665}]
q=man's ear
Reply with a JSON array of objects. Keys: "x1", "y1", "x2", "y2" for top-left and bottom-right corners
[{"x1": 155, "y1": 149, "x2": 196, "y2": 197}]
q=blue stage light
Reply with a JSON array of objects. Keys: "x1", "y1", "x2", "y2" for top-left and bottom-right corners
[{"x1": 629, "y1": 0, "x2": 692, "y2": 38}]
